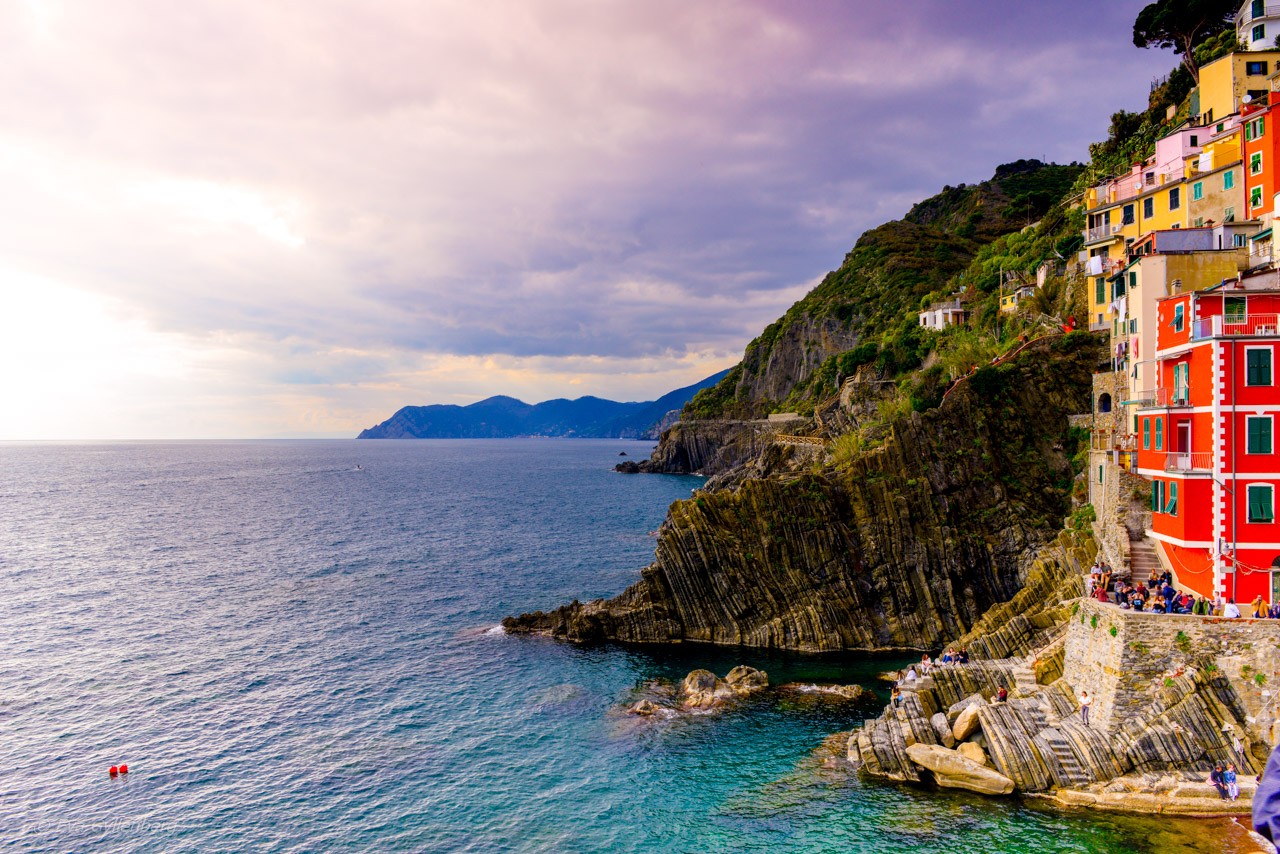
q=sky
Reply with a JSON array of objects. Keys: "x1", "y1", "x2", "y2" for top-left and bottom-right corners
[{"x1": 0, "y1": 0, "x2": 1176, "y2": 439}]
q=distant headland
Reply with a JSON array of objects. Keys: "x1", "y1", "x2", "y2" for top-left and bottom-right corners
[{"x1": 357, "y1": 369, "x2": 730, "y2": 439}]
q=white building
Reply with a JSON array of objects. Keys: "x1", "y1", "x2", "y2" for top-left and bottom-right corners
[
  {"x1": 918, "y1": 299, "x2": 969, "y2": 330},
  {"x1": 1238, "y1": 0, "x2": 1280, "y2": 50}
]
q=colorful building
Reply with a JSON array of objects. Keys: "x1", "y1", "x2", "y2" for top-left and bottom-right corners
[
  {"x1": 1187, "y1": 120, "x2": 1246, "y2": 227},
  {"x1": 1237, "y1": 0, "x2": 1280, "y2": 51},
  {"x1": 1112, "y1": 232, "x2": 1249, "y2": 404},
  {"x1": 918, "y1": 299, "x2": 969, "y2": 330},
  {"x1": 1241, "y1": 95, "x2": 1280, "y2": 220},
  {"x1": 1195, "y1": 50, "x2": 1280, "y2": 125},
  {"x1": 1134, "y1": 277, "x2": 1280, "y2": 603}
]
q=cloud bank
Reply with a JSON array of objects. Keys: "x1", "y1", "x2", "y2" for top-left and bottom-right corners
[{"x1": 0, "y1": 0, "x2": 1173, "y2": 437}]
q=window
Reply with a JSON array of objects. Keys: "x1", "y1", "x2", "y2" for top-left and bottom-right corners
[
  {"x1": 1255, "y1": 0, "x2": 1265, "y2": 18},
  {"x1": 1152, "y1": 479, "x2": 1165, "y2": 513},
  {"x1": 1226, "y1": 296, "x2": 1247, "y2": 324},
  {"x1": 1130, "y1": 319, "x2": 1137, "y2": 334},
  {"x1": 1143, "y1": 417, "x2": 1151, "y2": 449},
  {"x1": 1173, "y1": 302, "x2": 1185, "y2": 332},
  {"x1": 1253, "y1": 186, "x2": 1264, "y2": 209},
  {"x1": 1248, "y1": 348, "x2": 1274, "y2": 386},
  {"x1": 1190, "y1": 135, "x2": 1199, "y2": 147},
  {"x1": 1248, "y1": 416, "x2": 1273, "y2": 454},
  {"x1": 1165, "y1": 481, "x2": 1178, "y2": 516},
  {"x1": 1144, "y1": 197, "x2": 1155, "y2": 218},
  {"x1": 1253, "y1": 26, "x2": 1266, "y2": 46},
  {"x1": 1115, "y1": 274, "x2": 1127, "y2": 298},
  {"x1": 1236, "y1": 233, "x2": 1248, "y2": 247},
  {"x1": 1226, "y1": 205, "x2": 1237, "y2": 222},
  {"x1": 1098, "y1": 465, "x2": 1103, "y2": 485},
  {"x1": 1169, "y1": 187, "x2": 1181, "y2": 210},
  {"x1": 1155, "y1": 417, "x2": 1164, "y2": 449},
  {"x1": 1226, "y1": 170, "x2": 1235, "y2": 190},
  {"x1": 1249, "y1": 117, "x2": 1267, "y2": 141},
  {"x1": 1193, "y1": 181, "x2": 1204, "y2": 201},
  {"x1": 1095, "y1": 278, "x2": 1106, "y2": 304},
  {"x1": 1174, "y1": 362, "x2": 1190, "y2": 402},
  {"x1": 1249, "y1": 484, "x2": 1275, "y2": 523},
  {"x1": 1122, "y1": 204, "x2": 1135, "y2": 225},
  {"x1": 1252, "y1": 151, "x2": 1264, "y2": 175}
]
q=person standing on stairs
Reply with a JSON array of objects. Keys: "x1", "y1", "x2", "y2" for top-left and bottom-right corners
[{"x1": 1079, "y1": 691, "x2": 1092, "y2": 727}]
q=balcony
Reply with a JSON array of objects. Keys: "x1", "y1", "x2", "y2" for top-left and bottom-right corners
[
  {"x1": 1191, "y1": 314, "x2": 1280, "y2": 340},
  {"x1": 1091, "y1": 429, "x2": 1137, "y2": 452},
  {"x1": 1085, "y1": 223, "x2": 1125, "y2": 244},
  {"x1": 1161, "y1": 451, "x2": 1214, "y2": 473},
  {"x1": 1131, "y1": 387, "x2": 1192, "y2": 407}
]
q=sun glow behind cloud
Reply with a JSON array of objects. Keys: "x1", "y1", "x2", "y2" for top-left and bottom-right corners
[{"x1": 0, "y1": 0, "x2": 1174, "y2": 439}]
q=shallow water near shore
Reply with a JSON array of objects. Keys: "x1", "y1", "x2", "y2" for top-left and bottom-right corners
[{"x1": 0, "y1": 439, "x2": 1261, "y2": 852}]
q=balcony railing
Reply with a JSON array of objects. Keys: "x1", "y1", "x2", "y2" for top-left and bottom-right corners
[
  {"x1": 1086, "y1": 223, "x2": 1125, "y2": 243},
  {"x1": 1162, "y1": 451, "x2": 1214, "y2": 473},
  {"x1": 1191, "y1": 314, "x2": 1280, "y2": 340},
  {"x1": 1091, "y1": 430, "x2": 1138, "y2": 452},
  {"x1": 1132, "y1": 387, "x2": 1192, "y2": 406}
]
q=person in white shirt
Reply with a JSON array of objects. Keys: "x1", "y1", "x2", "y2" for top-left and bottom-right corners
[
  {"x1": 1224, "y1": 600, "x2": 1242, "y2": 619},
  {"x1": 1080, "y1": 690, "x2": 1092, "y2": 726}
]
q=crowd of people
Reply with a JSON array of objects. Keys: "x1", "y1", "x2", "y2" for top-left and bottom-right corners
[{"x1": 1088, "y1": 561, "x2": 1280, "y2": 618}]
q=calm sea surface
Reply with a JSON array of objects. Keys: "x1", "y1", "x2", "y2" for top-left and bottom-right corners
[{"x1": 0, "y1": 439, "x2": 1259, "y2": 852}]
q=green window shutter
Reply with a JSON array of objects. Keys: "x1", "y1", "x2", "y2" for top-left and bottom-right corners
[
  {"x1": 1249, "y1": 417, "x2": 1273, "y2": 454},
  {"x1": 1249, "y1": 485, "x2": 1274, "y2": 523},
  {"x1": 1153, "y1": 480, "x2": 1163, "y2": 513},
  {"x1": 1155, "y1": 418, "x2": 1163, "y2": 450},
  {"x1": 1173, "y1": 303, "x2": 1185, "y2": 332},
  {"x1": 1143, "y1": 418, "x2": 1150, "y2": 449},
  {"x1": 1165, "y1": 482, "x2": 1178, "y2": 515},
  {"x1": 1248, "y1": 349, "x2": 1273, "y2": 385},
  {"x1": 1226, "y1": 170, "x2": 1235, "y2": 190},
  {"x1": 1193, "y1": 181, "x2": 1204, "y2": 201},
  {"x1": 1095, "y1": 279, "x2": 1105, "y2": 303},
  {"x1": 1098, "y1": 465, "x2": 1103, "y2": 484}
]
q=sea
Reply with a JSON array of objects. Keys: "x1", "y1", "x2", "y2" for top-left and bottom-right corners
[{"x1": 0, "y1": 439, "x2": 1262, "y2": 853}]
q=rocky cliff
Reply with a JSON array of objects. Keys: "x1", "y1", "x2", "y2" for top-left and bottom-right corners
[
  {"x1": 505, "y1": 333, "x2": 1101, "y2": 651},
  {"x1": 848, "y1": 529, "x2": 1280, "y2": 814}
]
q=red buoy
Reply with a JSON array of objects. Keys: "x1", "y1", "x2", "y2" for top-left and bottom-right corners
[
  {"x1": 119, "y1": 764, "x2": 129, "y2": 774},
  {"x1": 108, "y1": 766, "x2": 119, "y2": 777}
]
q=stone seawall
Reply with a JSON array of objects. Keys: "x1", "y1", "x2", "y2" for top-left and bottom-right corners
[{"x1": 1066, "y1": 598, "x2": 1280, "y2": 741}]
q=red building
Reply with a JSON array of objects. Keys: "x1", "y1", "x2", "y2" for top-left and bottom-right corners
[{"x1": 1135, "y1": 280, "x2": 1280, "y2": 603}]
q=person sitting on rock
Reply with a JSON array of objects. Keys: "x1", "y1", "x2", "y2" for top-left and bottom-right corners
[
  {"x1": 996, "y1": 685, "x2": 1008, "y2": 703},
  {"x1": 920, "y1": 654, "x2": 932, "y2": 675},
  {"x1": 904, "y1": 667, "x2": 918, "y2": 685},
  {"x1": 957, "y1": 649, "x2": 970, "y2": 664},
  {"x1": 1253, "y1": 596, "x2": 1267, "y2": 619},
  {"x1": 940, "y1": 649, "x2": 953, "y2": 665},
  {"x1": 1093, "y1": 583, "x2": 1109, "y2": 604},
  {"x1": 1224, "y1": 600, "x2": 1242, "y2": 619},
  {"x1": 1152, "y1": 594, "x2": 1168, "y2": 614},
  {"x1": 891, "y1": 686, "x2": 902, "y2": 708},
  {"x1": 1209, "y1": 763, "x2": 1229, "y2": 799},
  {"x1": 1131, "y1": 591, "x2": 1146, "y2": 612}
]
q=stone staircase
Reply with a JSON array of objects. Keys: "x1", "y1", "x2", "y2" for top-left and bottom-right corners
[
  {"x1": 1034, "y1": 728, "x2": 1093, "y2": 787},
  {"x1": 1127, "y1": 534, "x2": 1159, "y2": 584},
  {"x1": 1011, "y1": 662, "x2": 1038, "y2": 695}
]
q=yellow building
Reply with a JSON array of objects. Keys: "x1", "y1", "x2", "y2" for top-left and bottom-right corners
[
  {"x1": 1084, "y1": 177, "x2": 1189, "y2": 328},
  {"x1": 1195, "y1": 50, "x2": 1280, "y2": 124}
]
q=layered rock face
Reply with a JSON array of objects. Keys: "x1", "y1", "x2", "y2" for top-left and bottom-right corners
[
  {"x1": 505, "y1": 335, "x2": 1101, "y2": 651},
  {"x1": 614, "y1": 420, "x2": 771, "y2": 476},
  {"x1": 849, "y1": 533, "x2": 1276, "y2": 810}
]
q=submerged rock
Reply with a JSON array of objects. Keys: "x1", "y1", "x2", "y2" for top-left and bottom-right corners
[{"x1": 906, "y1": 743, "x2": 1015, "y2": 795}]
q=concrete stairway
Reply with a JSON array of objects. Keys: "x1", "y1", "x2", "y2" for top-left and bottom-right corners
[{"x1": 1127, "y1": 535, "x2": 1159, "y2": 584}]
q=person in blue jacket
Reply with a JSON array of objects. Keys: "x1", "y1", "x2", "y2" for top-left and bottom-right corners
[{"x1": 1254, "y1": 744, "x2": 1280, "y2": 842}]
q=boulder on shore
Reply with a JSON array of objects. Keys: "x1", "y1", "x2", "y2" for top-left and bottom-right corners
[
  {"x1": 952, "y1": 703, "x2": 983, "y2": 742},
  {"x1": 680, "y1": 666, "x2": 768, "y2": 709},
  {"x1": 905, "y1": 743, "x2": 1015, "y2": 795}
]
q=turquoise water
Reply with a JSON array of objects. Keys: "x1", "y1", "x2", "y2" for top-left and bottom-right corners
[{"x1": 0, "y1": 439, "x2": 1256, "y2": 852}]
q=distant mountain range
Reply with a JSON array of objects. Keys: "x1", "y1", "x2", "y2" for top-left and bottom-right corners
[{"x1": 356, "y1": 369, "x2": 731, "y2": 439}]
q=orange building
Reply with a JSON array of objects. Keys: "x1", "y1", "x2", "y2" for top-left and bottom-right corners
[{"x1": 1242, "y1": 96, "x2": 1280, "y2": 220}]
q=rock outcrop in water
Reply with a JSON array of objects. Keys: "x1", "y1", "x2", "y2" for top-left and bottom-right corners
[
  {"x1": 505, "y1": 335, "x2": 1100, "y2": 651},
  {"x1": 847, "y1": 529, "x2": 1280, "y2": 814}
]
